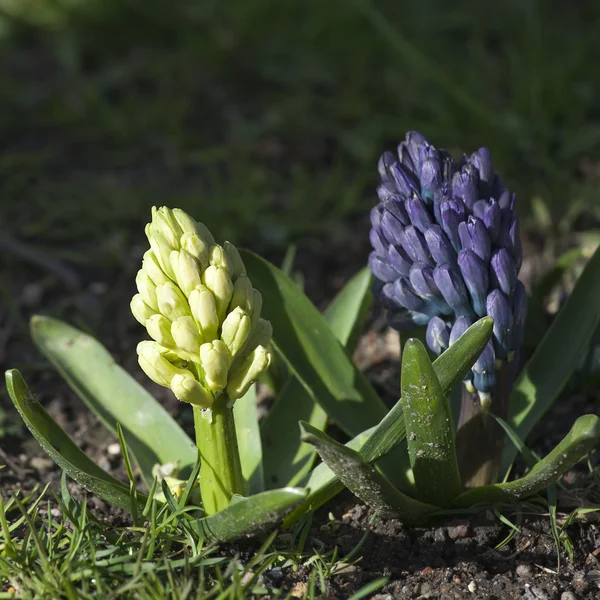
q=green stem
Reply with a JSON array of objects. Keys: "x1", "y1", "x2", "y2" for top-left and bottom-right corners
[{"x1": 193, "y1": 394, "x2": 247, "y2": 515}]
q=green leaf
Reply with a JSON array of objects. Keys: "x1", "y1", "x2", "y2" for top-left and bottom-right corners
[
  {"x1": 233, "y1": 385, "x2": 264, "y2": 494},
  {"x1": 300, "y1": 422, "x2": 436, "y2": 522},
  {"x1": 241, "y1": 251, "x2": 387, "y2": 437},
  {"x1": 261, "y1": 267, "x2": 373, "y2": 489},
  {"x1": 30, "y1": 316, "x2": 196, "y2": 487},
  {"x1": 456, "y1": 415, "x2": 600, "y2": 507},
  {"x1": 5, "y1": 369, "x2": 147, "y2": 511},
  {"x1": 502, "y1": 245, "x2": 600, "y2": 475},
  {"x1": 191, "y1": 487, "x2": 307, "y2": 542},
  {"x1": 283, "y1": 317, "x2": 493, "y2": 527},
  {"x1": 400, "y1": 338, "x2": 463, "y2": 506}
]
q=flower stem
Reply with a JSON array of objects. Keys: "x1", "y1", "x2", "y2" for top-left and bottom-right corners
[
  {"x1": 455, "y1": 363, "x2": 512, "y2": 487},
  {"x1": 193, "y1": 394, "x2": 247, "y2": 515}
]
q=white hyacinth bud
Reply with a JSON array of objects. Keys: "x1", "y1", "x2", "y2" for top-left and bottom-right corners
[
  {"x1": 171, "y1": 373, "x2": 214, "y2": 408},
  {"x1": 227, "y1": 345, "x2": 271, "y2": 400},
  {"x1": 202, "y1": 266, "x2": 233, "y2": 322},
  {"x1": 208, "y1": 244, "x2": 232, "y2": 271},
  {"x1": 188, "y1": 285, "x2": 219, "y2": 341},
  {"x1": 229, "y1": 274, "x2": 253, "y2": 314},
  {"x1": 130, "y1": 294, "x2": 155, "y2": 326},
  {"x1": 173, "y1": 209, "x2": 215, "y2": 245},
  {"x1": 171, "y1": 316, "x2": 202, "y2": 359},
  {"x1": 145, "y1": 314, "x2": 176, "y2": 348},
  {"x1": 151, "y1": 206, "x2": 183, "y2": 248},
  {"x1": 146, "y1": 225, "x2": 177, "y2": 280},
  {"x1": 156, "y1": 282, "x2": 190, "y2": 321},
  {"x1": 142, "y1": 250, "x2": 171, "y2": 286},
  {"x1": 224, "y1": 241, "x2": 246, "y2": 279},
  {"x1": 199, "y1": 340, "x2": 231, "y2": 391},
  {"x1": 251, "y1": 289, "x2": 263, "y2": 327},
  {"x1": 180, "y1": 232, "x2": 209, "y2": 272},
  {"x1": 220, "y1": 307, "x2": 252, "y2": 357},
  {"x1": 170, "y1": 250, "x2": 202, "y2": 297},
  {"x1": 137, "y1": 341, "x2": 191, "y2": 387},
  {"x1": 136, "y1": 269, "x2": 159, "y2": 312}
]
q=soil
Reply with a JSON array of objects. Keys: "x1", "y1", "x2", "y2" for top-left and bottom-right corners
[{"x1": 1, "y1": 224, "x2": 600, "y2": 599}]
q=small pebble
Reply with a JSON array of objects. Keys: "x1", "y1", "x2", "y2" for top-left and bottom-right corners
[
  {"x1": 50, "y1": 508, "x2": 62, "y2": 518},
  {"x1": 30, "y1": 456, "x2": 54, "y2": 472},
  {"x1": 107, "y1": 443, "x2": 121, "y2": 456},
  {"x1": 516, "y1": 563, "x2": 533, "y2": 578},
  {"x1": 468, "y1": 581, "x2": 478, "y2": 593},
  {"x1": 561, "y1": 592, "x2": 578, "y2": 600},
  {"x1": 447, "y1": 524, "x2": 470, "y2": 539}
]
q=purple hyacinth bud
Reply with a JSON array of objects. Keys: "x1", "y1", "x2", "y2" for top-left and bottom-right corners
[
  {"x1": 512, "y1": 280, "x2": 527, "y2": 350},
  {"x1": 420, "y1": 151, "x2": 442, "y2": 205},
  {"x1": 384, "y1": 198, "x2": 410, "y2": 226},
  {"x1": 426, "y1": 317, "x2": 450, "y2": 355},
  {"x1": 490, "y1": 248, "x2": 517, "y2": 296},
  {"x1": 449, "y1": 315, "x2": 473, "y2": 345},
  {"x1": 498, "y1": 189, "x2": 515, "y2": 210},
  {"x1": 483, "y1": 199, "x2": 501, "y2": 243},
  {"x1": 424, "y1": 225, "x2": 457, "y2": 267},
  {"x1": 376, "y1": 183, "x2": 395, "y2": 202},
  {"x1": 440, "y1": 198, "x2": 466, "y2": 252},
  {"x1": 507, "y1": 214, "x2": 522, "y2": 272},
  {"x1": 409, "y1": 262, "x2": 450, "y2": 315},
  {"x1": 377, "y1": 151, "x2": 396, "y2": 182},
  {"x1": 380, "y1": 211, "x2": 404, "y2": 246},
  {"x1": 401, "y1": 226, "x2": 434, "y2": 266},
  {"x1": 457, "y1": 249, "x2": 489, "y2": 317},
  {"x1": 433, "y1": 264, "x2": 474, "y2": 318},
  {"x1": 399, "y1": 131, "x2": 429, "y2": 173},
  {"x1": 406, "y1": 195, "x2": 433, "y2": 233},
  {"x1": 370, "y1": 206, "x2": 382, "y2": 229},
  {"x1": 472, "y1": 340, "x2": 496, "y2": 393},
  {"x1": 368, "y1": 252, "x2": 400, "y2": 283},
  {"x1": 486, "y1": 289, "x2": 513, "y2": 360},
  {"x1": 389, "y1": 162, "x2": 419, "y2": 196},
  {"x1": 392, "y1": 278, "x2": 427, "y2": 312},
  {"x1": 451, "y1": 165, "x2": 479, "y2": 211},
  {"x1": 470, "y1": 147, "x2": 493, "y2": 195},
  {"x1": 472, "y1": 200, "x2": 487, "y2": 221},
  {"x1": 370, "y1": 228, "x2": 387, "y2": 257},
  {"x1": 387, "y1": 244, "x2": 412, "y2": 277},
  {"x1": 458, "y1": 216, "x2": 491, "y2": 263}
]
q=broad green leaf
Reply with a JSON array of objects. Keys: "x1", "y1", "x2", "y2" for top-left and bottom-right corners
[
  {"x1": 5, "y1": 370, "x2": 147, "y2": 511},
  {"x1": 191, "y1": 487, "x2": 307, "y2": 542},
  {"x1": 30, "y1": 316, "x2": 196, "y2": 487},
  {"x1": 456, "y1": 414, "x2": 600, "y2": 507},
  {"x1": 401, "y1": 339, "x2": 462, "y2": 506},
  {"x1": 283, "y1": 317, "x2": 493, "y2": 527},
  {"x1": 502, "y1": 245, "x2": 600, "y2": 475},
  {"x1": 241, "y1": 250, "x2": 387, "y2": 437},
  {"x1": 233, "y1": 385, "x2": 264, "y2": 494},
  {"x1": 300, "y1": 422, "x2": 436, "y2": 522},
  {"x1": 261, "y1": 268, "x2": 373, "y2": 489}
]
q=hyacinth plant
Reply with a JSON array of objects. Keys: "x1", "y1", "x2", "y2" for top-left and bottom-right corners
[
  {"x1": 5, "y1": 153, "x2": 600, "y2": 538},
  {"x1": 296, "y1": 132, "x2": 600, "y2": 523}
]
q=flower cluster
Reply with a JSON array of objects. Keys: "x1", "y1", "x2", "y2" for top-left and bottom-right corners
[
  {"x1": 131, "y1": 207, "x2": 272, "y2": 408},
  {"x1": 369, "y1": 132, "x2": 526, "y2": 394}
]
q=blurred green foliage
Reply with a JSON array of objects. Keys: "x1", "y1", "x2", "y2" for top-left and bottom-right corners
[{"x1": 0, "y1": 0, "x2": 599, "y2": 263}]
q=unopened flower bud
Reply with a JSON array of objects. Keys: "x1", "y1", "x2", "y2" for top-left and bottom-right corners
[
  {"x1": 433, "y1": 264, "x2": 473, "y2": 318},
  {"x1": 457, "y1": 249, "x2": 489, "y2": 317},
  {"x1": 171, "y1": 373, "x2": 214, "y2": 408},
  {"x1": 208, "y1": 244, "x2": 233, "y2": 271},
  {"x1": 489, "y1": 248, "x2": 517, "y2": 297},
  {"x1": 189, "y1": 285, "x2": 219, "y2": 341},
  {"x1": 142, "y1": 250, "x2": 171, "y2": 286},
  {"x1": 241, "y1": 318, "x2": 272, "y2": 359},
  {"x1": 151, "y1": 206, "x2": 183, "y2": 247},
  {"x1": 170, "y1": 250, "x2": 203, "y2": 297},
  {"x1": 221, "y1": 307, "x2": 252, "y2": 357},
  {"x1": 157, "y1": 282, "x2": 190, "y2": 321},
  {"x1": 251, "y1": 289, "x2": 263, "y2": 327},
  {"x1": 131, "y1": 294, "x2": 155, "y2": 326},
  {"x1": 426, "y1": 317, "x2": 450, "y2": 355},
  {"x1": 486, "y1": 289, "x2": 513, "y2": 360},
  {"x1": 401, "y1": 226, "x2": 434, "y2": 266},
  {"x1": 136, "y1": 269, "x2": 159, "y2": 312},
  {"x1": 171, "y1": 316, "x2": 202, "y2": 358},
  {"x1": 449, "y1": 315, "x2": 473, "y2": 346},
  {"x1": 137, "y1": 341, "x2": 189, "y2": 387},
  {"x1": 224, "y1": 242, "x2": 246, "y2": 279},
  {"x1": 146, "y1": 225, "x2": 177, "y2": 280},
  {"x1": 173, "y1": 209, "x2": 214, "y2": 244},
  {"x1": 199, "y1": 340, "x2": 231, "y2": 391},
  {"x1": 229, "y1": 274, "x2": 253, "y2": 313},
  {"x1": 424, "y1": 225, "x2": 457, "y2": 267},
  {"x1": 202, "y1": 266, "x2": 233, "y2": 322},
  {"x1": 146, "y1": 314, "x2": 176, "y2": 348},
  {"x1": 180, "y1": 232, "x2": 209, "y2": 271},
  {"x1": 227, "y1": 345, "x2": 271, "y2": 400},
  {"x1": 472, "y1": 340, "x2": 496, "y2": 393}
]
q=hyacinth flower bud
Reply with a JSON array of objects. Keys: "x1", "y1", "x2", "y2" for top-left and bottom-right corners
[
  {"x1": 406, "y1": 195, "x2": 433, "y2": 233},
  {"x1": 171, "y1": 316, "x2": 202, "y2": 359},
  {"x1": 389, "y1": 162, "x2": 419, "y2": 196},
  {"x1": 393, "y1": 278, "x2": 427, "y2": 313},
  {"x1": 378, "y1": 151, "x2": 397, "y2": 181},
  {"x1": 221, "y1": 307, "x2": 252, "y2": 357},
  {"x1": 451, "y1": 166, "x2": 478, "y2": 211},
  {"x1": 472, "y1": 340, "x2": 496, "y2": 395},
  {"x1": 173, "y1": 209, "x2": 215, "y2": 245},
  {"x1": 209, "y1": 244, "x2": 233, "y2": 271},
  {"x1": 202, "y1": 266, "x2": 233, "y2": 322},
  {"x1": 433, "y1": 264, "x2": 473, "y2": 318},
  {"x1": 370, "y1": 228, "x2": 387, "y2": 257},
  {"x1": 188, "y1": 285, "x2": 219, "y2": 341},
  {"x1": 458, "y1": 216, "x2": 491, "y2": 263},
  {"x1": 490, "y1": 248, "x2": 517, "y2": 297},
  {"x1": 131, "y1": 294, "x2": 155, "y2": 326},
  {"x1": 180, "y1": 232, "x2": 210, "y2": 271},
  {"x1": 486, "y1": 289, "x2": 513, "y2": 360},
  {"x1": 151, "y1": 206, "x2": 183, "y2": 248},
  {"x1": 424, "y1": 225, "x2": 457, "y2": 266},
  {"x1": 507, "y1": 214, "x2": 523, "y2": 271},
  {"x1": 146, "y1": 226, "x2": 177, "y2": 280},
  {"x1": 470, "y1": 147, "x2": 493, "y2": 195},
  {"x1": 387, "y1": 245, "x2": 412, "y2": 277},
  {"x1": 242, "y1": 318, "x2": 273, "y2": 359},
  {"x1": 157, "y1": 281, "x2": 190, "y2": 321},
  {"x1": 171, "y1": 373, "x2": 214, "y2": 408},
  {"x1": 380, "y1": 211, "x2": 405, "y2": 246},
  {"x1": 401, "y1": 226, "x2": 434, "y2": 266},
  {"x1": 137, "y1": 341, "x2": 190, "y2": 387},
  {"x1": 426, "y1": 317, "x2": 450, "y2": 355},
  {"x1": 370, "y1": 205, "x2": 383, "y2": 229},
  {"x1": 224, "y1": 241, "x2": 246, "y2": 280},
  {"x1": 440, "y1": 198, "x2": 465, "y2": 252},
  {"x1": 384, "y1": 197, "x2": 410, "y2": 226},
  {"x1": 146, "y1": 314, "x2": 176, "y2": 348},
  {"x1": 199, "y1": 340, "x2": 231, "y2": 391},
  {"x1": 409, "y1": 263, "x2": 450, "y2": 315},
  {"x1": 457, "y1": 249, "x2": 489, "y2": 317},
  {"x1": 170, "y1": 250, "x2": 202, "y2": 297},
  {"x1": 136, "y1": 269, "x2": 159, "y2": 312},
  {"x1": 369, "y1": 253, "x2": 401, "y2": 283},
  {"x1": 482, "y1": 199, "x2": 501, "y2": 244},
  {"x1": 449, "y1": 315, "x2": 473, "y2": 346},
  {"x1": 142, "y1": 250, "x2": 171, "y2": 286},
  {"x1": 420, "y1": 153, "x2": 442, "y2": 205},
  {"x1": 229, "y1": 274, "x2": 254, "y2": 313},
  {"x1": 498, "y1": 189, "x2": 515, "y2": 210},
  {"x1": 227, "y1": 346, "x2": 271, "y2": 400}
]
